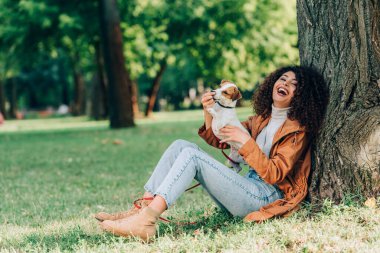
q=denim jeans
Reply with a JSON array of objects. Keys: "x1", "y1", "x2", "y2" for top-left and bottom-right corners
[{"x1": 144, "y1": 139, "x2": 283, "y2": 217}]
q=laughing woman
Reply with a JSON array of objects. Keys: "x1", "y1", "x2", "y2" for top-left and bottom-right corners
[{"x1": 96, "y1": 66, "x2": 329, "y2": 241}]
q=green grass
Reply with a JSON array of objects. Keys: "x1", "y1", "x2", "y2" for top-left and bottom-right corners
[{"x1": 0, "y1": 108, "x2": 379, "y2": 252}]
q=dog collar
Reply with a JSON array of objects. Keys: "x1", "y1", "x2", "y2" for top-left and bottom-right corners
[{"x1": 216, "y1": 101, "x2": 234, "y2": 109}]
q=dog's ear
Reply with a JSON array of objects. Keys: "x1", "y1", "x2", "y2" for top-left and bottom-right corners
[
  {"x1": 220, "y1": 79, "x2": 233, "y2": 87},
  {"x1": 231, "y1": 88, "x2": 242, "y2": 101}
]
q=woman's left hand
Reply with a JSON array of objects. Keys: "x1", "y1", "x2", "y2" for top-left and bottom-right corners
[{"x1": 219, "y1": 125, "x2": 251, "y2": 146}]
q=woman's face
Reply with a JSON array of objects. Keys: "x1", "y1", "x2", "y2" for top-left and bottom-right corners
[{"x1": 272, "y1": 71, "x2": 298, "y2": 108}]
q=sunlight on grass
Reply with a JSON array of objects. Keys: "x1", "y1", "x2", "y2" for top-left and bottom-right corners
[{"x1": 0, "y1": 107, "x2": 253, "y2": 134}]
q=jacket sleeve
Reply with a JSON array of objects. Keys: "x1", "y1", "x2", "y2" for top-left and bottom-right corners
[
  {"x1": 198, "y1": 124, "x2": 229, "y2": 149},
  {"x1": 238, "y1": 131, "x2": 309, "y2": 185}
]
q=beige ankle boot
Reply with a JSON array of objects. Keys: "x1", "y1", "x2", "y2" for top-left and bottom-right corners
[
  {"x1": 100, "y1": 206, "x2": 160, "y2": 242},
  {"x1": 95, "y1": 198, "x2": 153, "y2": 222}
]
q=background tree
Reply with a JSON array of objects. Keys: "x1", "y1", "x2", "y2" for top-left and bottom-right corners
[
  {"x1": 0, "y1": 0, "x2": 104, "y2": 118},
  {"x1": 0, "y1": 0, "x2": 61, "y2": 118},
  {"x1": 213, "y1": 1, "x2": 299, "y2": 88},
  {"x1": 90, "y1": 39, "x2": 108, "y2": 120},
  {"x1": 296, "y1": 0, "x2": 380, "y2": 201},
  {"x1": 0, "y1": 0, "x2": 299, "y2": 123},
  {"x1": 121, "y1": 0, "x2": 298, "y2": 116},
  {"x1": 99, "y1": 0, "x2": 134, "y2": 128},
  {"x1": 118, "y1": 0, "x2": 171, "y2": 117},
  {"x1": 56, "y1": 0, "x2": 99, "y2": 116}
]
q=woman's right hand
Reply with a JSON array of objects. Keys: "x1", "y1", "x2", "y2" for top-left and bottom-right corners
[{"x1": 201, "y1": 91, "x2": 215, "y2": 110}]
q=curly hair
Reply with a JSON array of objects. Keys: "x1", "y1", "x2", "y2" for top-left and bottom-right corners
[{"x1": 252, "y1": 66, "x2": 329, "y2": 138}]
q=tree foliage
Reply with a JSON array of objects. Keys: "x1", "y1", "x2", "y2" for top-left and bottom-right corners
[{"x1": 0, "y1": 0, "x2": 298, "y2": 117}]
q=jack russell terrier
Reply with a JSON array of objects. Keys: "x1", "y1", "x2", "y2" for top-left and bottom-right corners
[{"x1": 206, "y1": 80, "x2": 250, "y2": 173}]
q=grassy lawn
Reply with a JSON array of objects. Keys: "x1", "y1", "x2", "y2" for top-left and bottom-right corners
[{"x1": 0, "y1": 108, "x2": 379, "y2": 252}]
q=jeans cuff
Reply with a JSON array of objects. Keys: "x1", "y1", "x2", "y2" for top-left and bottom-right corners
[
  {"x1": 143, "y1": 185, "x2": 155, "y2": 195},
  {"x1": 154, "y1": 191, "x2": 171, "y2": 208}
]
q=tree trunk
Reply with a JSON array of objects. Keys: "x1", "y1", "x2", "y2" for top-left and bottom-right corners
[
  {"x1": 145, "y1": 60, "x2": 167, "y2": 117},
  {"x1": 59, "y1": 57, "x2": 70, "y2": 106},
  {"x1": 131, "y1": 79, "x2": 141, "y2": 118},
  {"x1": 0, "y1": 80, "x2": 6, "y2": 118},
  {"x1": 8, "y1": 78, "x2": 17, "y2": 119},
  {"x1": 98, "y1": 0, "x2": 134, "y2": 128},
  {"x1": 61, "y1": 80, "x2": 69, "y2": 106},
  {"x1": 90, "y1": 73, "x2": 103, "y2": 120},
  {"x1": 297, "y1": 0, "x2": 380, "y2": 201},
  {"x1": 91, "y1": 40, "x2": 108, "y2": 120},
  {"x1": 71, "y1": 65, "x2": 86, "y2": 116}
]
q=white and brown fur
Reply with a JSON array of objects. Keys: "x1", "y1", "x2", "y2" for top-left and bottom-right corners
[{"x1": 206, "y1": 80, "x2": 249, "y2": 172}]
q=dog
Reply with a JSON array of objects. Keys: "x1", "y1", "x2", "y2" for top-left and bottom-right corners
[{"x1": 206, "y1": 80, "x2": 249, "y2": 173}]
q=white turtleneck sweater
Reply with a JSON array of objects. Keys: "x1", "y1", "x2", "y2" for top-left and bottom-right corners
[{"x1": 255, "y1": 104, "x2": 290, "y2": 157}]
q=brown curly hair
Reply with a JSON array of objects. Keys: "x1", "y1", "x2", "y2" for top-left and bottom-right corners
[{"x1": 252, "y1": 66, "x2": 329, "y2": 138}]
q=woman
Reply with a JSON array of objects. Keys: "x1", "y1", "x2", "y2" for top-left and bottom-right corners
[{"x1": 96, "y1": 66, "x2": 329, "y2": 241}]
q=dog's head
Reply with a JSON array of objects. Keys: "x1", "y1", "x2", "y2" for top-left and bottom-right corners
[{"x1": 213, "y1": 80, "x2": 242, "y2": 107}]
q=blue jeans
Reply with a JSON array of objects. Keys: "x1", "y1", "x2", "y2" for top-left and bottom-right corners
[{"x1": 144, "y1": 139, "x2": 283, "y2": 217}]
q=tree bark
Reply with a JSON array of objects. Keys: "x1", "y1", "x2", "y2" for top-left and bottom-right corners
[
  {"x1": 297, "y1": 0, "x2": 380, "y2": 201},
  {"x1": 145, "y1": 60, "x2": 167, "y2": 117},
  {"x1": 98, "y1": 0, "x2": 134, "y2": 128}
]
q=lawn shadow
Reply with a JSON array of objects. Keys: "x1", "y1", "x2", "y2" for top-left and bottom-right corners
[
  {"x1": 13, "y1": 226, "x2": 115, "y2": 252},
  {"x1": 157, "y1": 208, "x2": 243, "y2": 239}
]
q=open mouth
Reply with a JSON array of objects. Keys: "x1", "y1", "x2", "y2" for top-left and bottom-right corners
[{"x1": 277, "y1": 87, "x2": 288, "y2": 96}]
